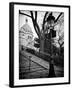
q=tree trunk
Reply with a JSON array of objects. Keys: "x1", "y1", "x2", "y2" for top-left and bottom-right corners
[{"x1": 40, "y1": 30, "x2": 45, "y2": 54}]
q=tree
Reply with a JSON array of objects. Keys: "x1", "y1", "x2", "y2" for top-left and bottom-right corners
[{"x1": 19, "y1": 10, "x2": 64, "y2": 54}]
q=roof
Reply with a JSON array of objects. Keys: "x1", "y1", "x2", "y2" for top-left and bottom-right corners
[{"x1": 20, "y1": 23, "x2": 33, "y2": 34}]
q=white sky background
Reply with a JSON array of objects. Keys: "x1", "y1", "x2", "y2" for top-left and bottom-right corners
[{"x1": 19, "y1": 10, "x2": 63, "y2": 38}]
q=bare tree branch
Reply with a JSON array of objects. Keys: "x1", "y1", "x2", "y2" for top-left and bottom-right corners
[
  {"x1": 55, "y1": 12, "x2": 63, "y2": 23},
  {"x1": 60, "y1": 42, "x2": 64, "y2": 47},
  {"x1": 33, "y1": 22, "x2": 40, "y2": 38},
  {"x1": 42, "y1": 12, "x2": 49, "y2": 30},
  {"x1": 30, "y1": 11, "x2": 33, "y2": 18},
  {"x1": 35, "y1": 21, "x2": 41, "y2": 33},
  {"x1": 30, "y1": 11, "x2": 41, "y2": 38},
  {"x1": 35, "y1": 11, "x2": 37, "y2": 21},
  {"x1": 30, "y1": 11, "x2": 40, "y2": 38},
  {"x1": 19, "y1": 11, "x2": 32, "y2": 18}
]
